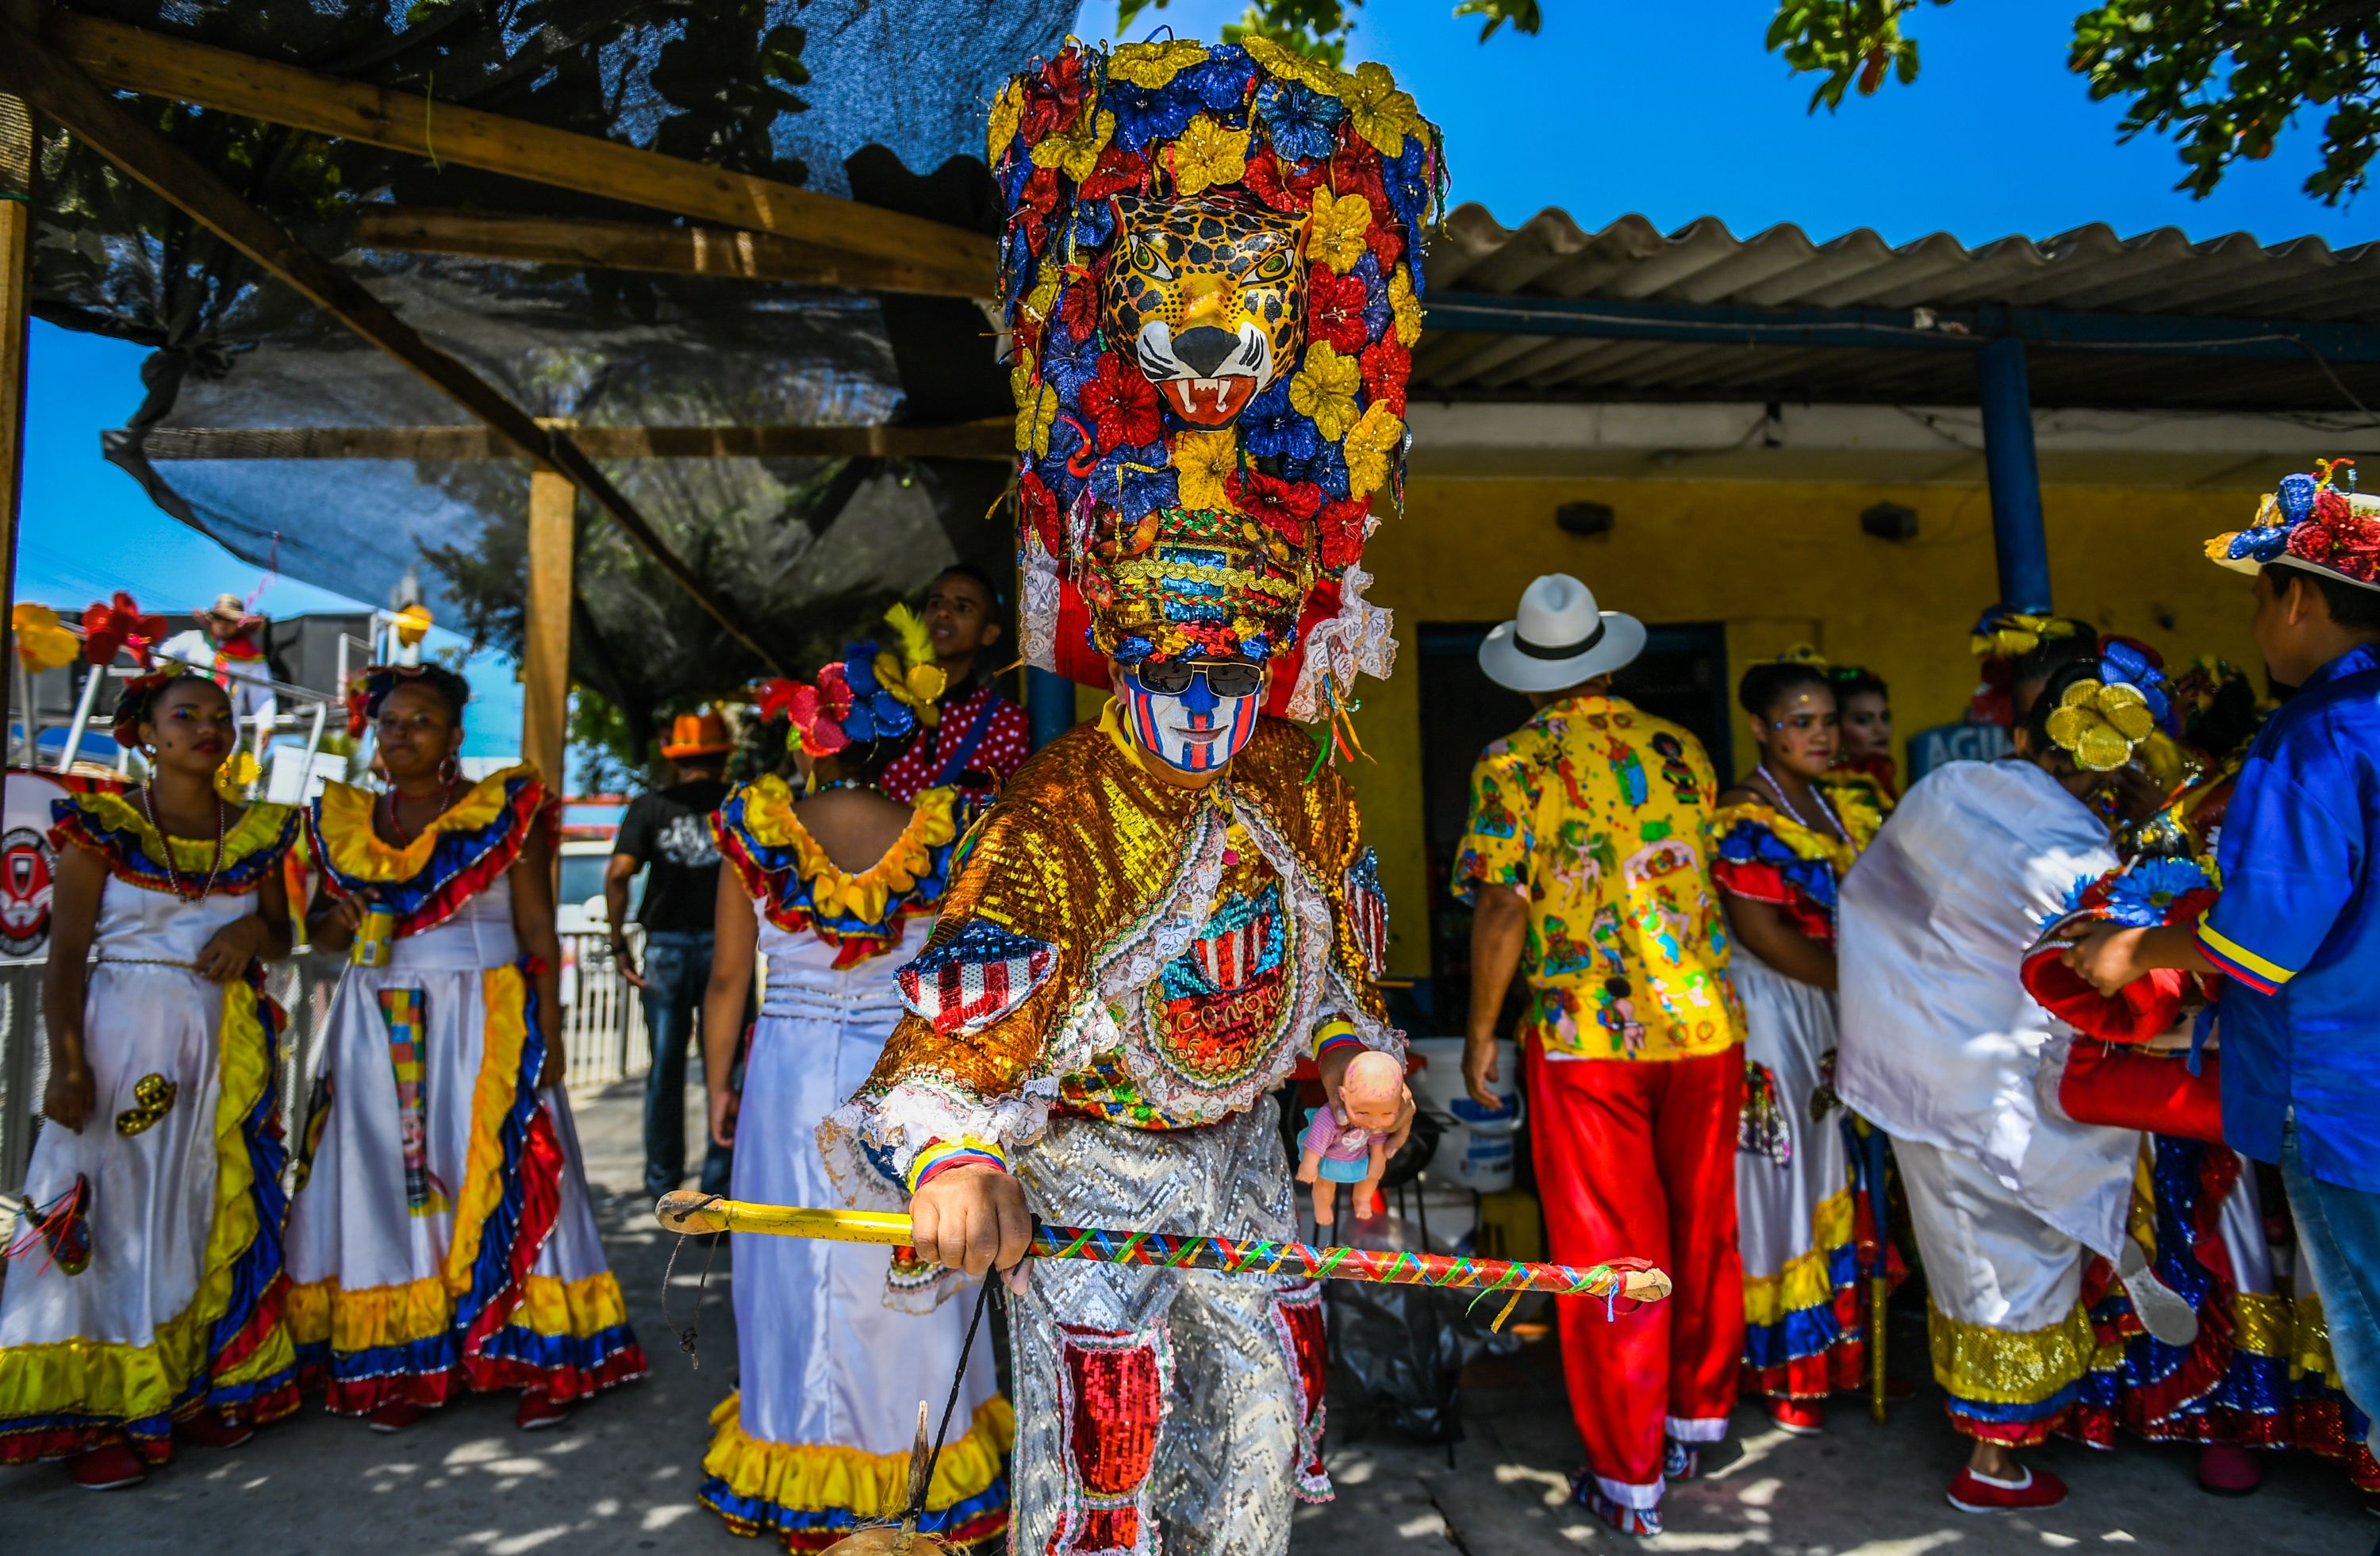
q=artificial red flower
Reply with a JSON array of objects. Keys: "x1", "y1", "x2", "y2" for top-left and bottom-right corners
[
  {"x1": 1081, "y1": 354, "x2": 1164, "y2": 451},
  {"x1": 1361, "y1": 332, "x2": 1410, "y2": 415},
  {"x1": 1079, "y1": 144, "x2": 1151, "y2": 201},
  {"x1": 1327, "y1": 145, "x2": 1389, "y2": 213},
  {"x1": 1307, "y1": 269, "x2": 1368, "y2": 355},
  {"x1": 1243, "y1": 149, "x2": 1325, "y2": 214},
  {"x1": 1057, "y1": 273, "x2": 1103, "y2": 341},
  {"x1": 1018, "y1": 470, "x2": 1064, "y2": 555},
  {"x1": 81, "y1": 592, "x2": 167, "y2": 668},
  {"x1": 1021, "y1": 49, "x2": 1092, "y2": 144},
  {"x1": 1316, "y1": 496, "x2": 1371, "y2": 570},
  {"x1": 1228, "y1": 467, "x2": 1322, "y2": 543},
  {"x1": 1367, "y1": 219, "x2": 1404, "y2": 271}
]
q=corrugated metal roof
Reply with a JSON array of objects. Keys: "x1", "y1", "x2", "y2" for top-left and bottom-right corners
[{"x1": 1417, "y1": 205, "x2": 2380, "y2": 413}]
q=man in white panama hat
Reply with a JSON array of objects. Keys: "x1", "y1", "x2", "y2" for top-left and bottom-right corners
[{"x1": 1453, "y1": 574, "x2": 1743, "y2": 1539}]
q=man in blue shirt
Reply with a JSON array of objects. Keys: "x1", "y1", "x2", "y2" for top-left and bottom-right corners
[{"x1": 2066, "y1": 463, "x2": 2380, "y2": 1453}]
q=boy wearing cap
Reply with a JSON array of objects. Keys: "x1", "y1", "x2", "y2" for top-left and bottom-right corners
[
  {"x1": 609, "y1": 709, "x2": 737, "y2": 1198},
  {"x1": 1454, "y1": 573, "x2": 1743, "y2": 1538},
  {"x1": 2065, "y1": 463, "x2": 2380, "y2": 1450}
]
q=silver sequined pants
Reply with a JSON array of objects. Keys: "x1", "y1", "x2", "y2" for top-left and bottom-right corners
[{"x1": 1008, "y1": 1099, "x2": 1329, "y2": 1556}]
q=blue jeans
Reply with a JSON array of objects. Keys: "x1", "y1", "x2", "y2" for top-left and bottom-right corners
[
  {"x1": 2281, "y1": 1116, "x2": 2380, "y2": 1438},
  {"x1": 639, "y1": 929, "x2": 733, "y2": 1198}
]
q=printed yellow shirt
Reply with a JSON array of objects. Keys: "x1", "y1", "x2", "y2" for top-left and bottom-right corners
[{"x1": 1453, "y1": 694, "x2": 1740, "y2": 1061}]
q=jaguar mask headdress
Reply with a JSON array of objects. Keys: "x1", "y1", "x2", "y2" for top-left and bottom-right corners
[{"x1": 991, "y1": 36, "x2": 1443, "y2": 720}]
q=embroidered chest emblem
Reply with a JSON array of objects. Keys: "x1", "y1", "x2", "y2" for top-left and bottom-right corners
[{"x1": 1145, "y1": 880, "x2": 1298, "y2": 1090}]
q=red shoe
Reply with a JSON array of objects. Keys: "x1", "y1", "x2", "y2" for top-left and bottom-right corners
[
  {"x1": 368, "y1": 1400, "x2": 428, "y2": 1434},
  {"x1": 514, "y1": 1389, "x2": 570, "y2": 1431},
  {"x1": 2194, "y1": 1444, "x2": 2263, "y2": 1497},
  {"x1": 175, "y1": 1411, "x2": 255, "y2": 1450},
  {"x1": 1568, "y1": 1470, "x2": 1661, "y2": 1537},
  {"x1": 1947, "y1": 1464, "x2": 2067, "y2": 1514},
  {"x1": 1768, "y1": 1398, "x2": 1825, "y2": 1436},
  {"x1": 67, "y1": 1441, "x2": 148, "y2": 1490}
]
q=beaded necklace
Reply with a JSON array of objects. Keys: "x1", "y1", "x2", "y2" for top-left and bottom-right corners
[
  {"x1": 381, "y1": 776, "x2": 460, "y2": 846},
  {"x1": 137, "y1": 785, "x2": 228, "y2": 901},
  {"x1": 1755, "y1": 762, "x2": 1844, "y2": 841}
]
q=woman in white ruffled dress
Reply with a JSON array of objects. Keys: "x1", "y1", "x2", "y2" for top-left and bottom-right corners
[
  {"x1": 0, "y1": 672, "x2": 299, "y2": 1490},
  {"x1": 694, "y1": 620, "x2": 1011, "y2": 1554}
]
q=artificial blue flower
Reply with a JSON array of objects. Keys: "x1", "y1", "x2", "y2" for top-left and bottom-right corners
[
  {"x1": 1281, "y1": 440, "x2": 1350, "y2": 500},
  {"x1": 1256, "y1": 79, "x2": 1341, "y2": 163},
  {"x1": 2278, "y1": 471, "x2": 2318, "y2": 524},
  {"x1": 2228, "y1": 525, "x2": 2294, "y2": 563},
  {"x1": 2100, "y1": 858, "x2": 2217, "y2": 928},
  {"x1": 1069, "y1": 198, "x2": 1115, "y2": 250},
  {"x1": 1353, "y1": 252, "x2": 1393, "y2": 340},
  {"x1": 1108, "y1": 79, "x2": 1198, "y2": 154},
  {"x1": 1181, "y1": 45, "x2": 1255, "y2": 113},
  {"x1": 1034, "y1": 418, "x2": 1091, "y2": 508},
  {"x1": 1042, "y1": 325, "x2": 1104, "y2": 400},
  {"x1": 1090, "y1": 440, "x2": 1176, "y2": 521},
  {"x1": 1238, "y1": 379, "x2": 1319, "y2": 462},
  {"x1": 1115, "y1": 634, "x2": 1156, "y2": 663},
  {"x1": 2098, "y1": 640, "x2": 2174, "y2": 728}
]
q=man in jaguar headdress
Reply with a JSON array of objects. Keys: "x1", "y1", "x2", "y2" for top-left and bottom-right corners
[{"x1": 822, "y1": 36, "x2": 1440, "y2": 1553}]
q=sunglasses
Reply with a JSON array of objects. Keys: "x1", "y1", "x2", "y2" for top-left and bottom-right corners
[{"x1": 1133, "y1": 659, "x2": 1265, "y2": 699}]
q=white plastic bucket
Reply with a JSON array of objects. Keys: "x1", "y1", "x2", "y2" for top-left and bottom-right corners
[{"x1": 1405, "y1": 1036, "x2": 1524, "y2": 1194}]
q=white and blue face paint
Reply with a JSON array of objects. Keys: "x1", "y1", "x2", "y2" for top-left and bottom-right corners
[{"x1": 1122, "y1": 659, "x2": 1264, "y2": 774}]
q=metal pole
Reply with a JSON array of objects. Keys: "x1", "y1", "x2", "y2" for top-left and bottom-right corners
[
  {"x1": 55, "y1": 660, "x2": 102, "y2": 772},
  {"x1": 1975, "y1": 336, "x2": 2052, "y2": 612},
  {"x1": 1027, "y1": 665, "x2": 1073, "y2": 752},
  {"x1": 0, "y1": 67, "x2": 32, "y2": 817}
]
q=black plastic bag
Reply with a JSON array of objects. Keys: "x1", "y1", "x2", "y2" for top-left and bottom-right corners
[{"x1": 1326, "y1": 1220, "x2": 1522, "y2": 1445}]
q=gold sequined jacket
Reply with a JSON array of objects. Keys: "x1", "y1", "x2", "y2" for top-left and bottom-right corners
[{"x1": 821, "y1": 710, "x2": 1399, "y2": 1201}]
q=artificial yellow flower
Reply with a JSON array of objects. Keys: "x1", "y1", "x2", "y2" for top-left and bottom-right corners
[
  {"x1": 11, "y1": 603, "x2": 79, "y2": 673},
  {"x1": 1289, "y1": 343, "x2": 1361, "y2": 442},
  {"x1": 214, "y1": 750, "x2": 261, "y2": 802},
  {"x1": 1388, "y1": 263, "x2": 1422, "y2": 347},
  {"x1": 986, "y1": 78, "x2": 1025, "y2": 163},
  {"x1": 1175, "y1": 429, "x2": 1239, "y2": 512},
  {"x1": 874, "y1": 649, "x2": 949, "y2": 724},
  {"x1": 2046, "y1": 680, "x2": 2155, "y2": 771},
  {"x1": 1342, "y1": 401, "x2": 1403, "y2": 495},
  {"x1": 1015, "y1": 378, "x2": 1058, "y2": 459},
  {"x1": 1169, "y1": 113, "x2": 1250, "y2": 198},
  {"x1": 1343, "y1": 61, "x2": 1419, "y2": 155},
  {"x1": 1242, "y1": 34, "x2": 1345, "y2": 98},
  {"x1": 1030, "y1": 106, "x2": 1115, "y2": 182},
  {"x1": 1009, "y1": 346, "x2": 1038, "y2": 409},
  {"x1": 1307, "y1": 188, "x2": 1373, "y2": 275},
  {"x1": 1110, "y1": 38, "x2": 1209, "y2": 87}
]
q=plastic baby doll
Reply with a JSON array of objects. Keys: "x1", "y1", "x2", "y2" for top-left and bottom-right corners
[{"x1": 1296, "y1": 1049, "x2": 1404, "y2": 1228}]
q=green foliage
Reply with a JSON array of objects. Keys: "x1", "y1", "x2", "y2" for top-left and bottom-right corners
[
  {"x1": 2068, "y1": 2, "x2": 2378, "y2": 204},
  {"x1": 1765, "y1": 0, "x2": 2378, "y2": 204}
]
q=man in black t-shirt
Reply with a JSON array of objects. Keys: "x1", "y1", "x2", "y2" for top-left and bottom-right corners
[{"x1": 608, "y1": 709, "x2": 735, "y2": 1197}]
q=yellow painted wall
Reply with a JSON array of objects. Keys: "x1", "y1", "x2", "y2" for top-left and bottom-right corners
[{"x1": 1343, "y1": 476, "x2": 2263, "y2": 981}]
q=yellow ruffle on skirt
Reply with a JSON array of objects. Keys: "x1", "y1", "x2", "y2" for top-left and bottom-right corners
[{"x1": 702, "y1": 1391, "x2": 1015, "y2": 1523}]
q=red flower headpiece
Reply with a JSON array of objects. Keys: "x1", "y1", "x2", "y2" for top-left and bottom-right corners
[
  {"x1": 83, "y1": 593, "x2": 167, "y2": 669},
  {"x1": 111, "y1": 669, "x2": 186, "y2": 747}
]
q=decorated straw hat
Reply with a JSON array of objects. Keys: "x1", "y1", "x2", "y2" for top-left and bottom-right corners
[
  {"x1": 2206, "y1": 459, "x2": 2380, "y2": 594},
  {"x1": 992, "y1": 36, "x2": 1443, "y2": 719}
]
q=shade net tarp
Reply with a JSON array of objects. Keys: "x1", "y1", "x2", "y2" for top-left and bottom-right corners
[{"x1": 25, "y1": 0, "x2": 1073, "y2": 729}]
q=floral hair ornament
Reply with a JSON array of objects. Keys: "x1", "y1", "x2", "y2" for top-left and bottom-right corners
[
  {"x1": 83, "y1": 593, "x2": 167, "y2": 669},
  {"x1": 111, "y1": 668, "x2": 189, "y2": 747},
  {"x1": 1775, "y1": 643, "x2": 1831, "y2": 670},
  {"x1": 1967, "y1": 606, "x2": 2086, "y2": 661},
  {"x1": 2045, "y1": 675, "x2": 2158, "y2": 772},
  {"x1": 2206, "y1": 458, "x2": 2380, "y2": 592},
  {"x1": 757, "y1": 605, "x2": 950, "y2": 758}
]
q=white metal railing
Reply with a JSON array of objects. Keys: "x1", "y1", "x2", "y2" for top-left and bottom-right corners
[{"x1": 0, "y1": 935, "x2": 649, "y2": 1198}]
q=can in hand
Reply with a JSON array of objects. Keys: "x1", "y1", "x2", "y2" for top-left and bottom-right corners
[{"x1": 351, "y1": 904, "x2": 396, "y2": 968}]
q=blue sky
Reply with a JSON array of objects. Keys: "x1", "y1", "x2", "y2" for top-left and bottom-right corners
[
  {"x1": 20, "y1": 2, "x2": 2371, "y2": 765},
  {"x1": 1074, "y1": 0, "x2": 2377, "y2": 247}
]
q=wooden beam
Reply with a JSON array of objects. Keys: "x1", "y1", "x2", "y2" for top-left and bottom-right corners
[
  {"x1": 137, "y1": 421, "x2": 1015, "y2": 462},
  {"x1": 0, "y1": 79, "x2": 31, "y2": 829},
  {"x1": 51, "y1": 13, "x2": 993, "y2": 298},
  {"x1": 0, "y1": 17, "x2": 785, "y2": 674},
  {"x1": 521, "y1": 466, "x2": 573, "y2": 787},
  {"x1": 353, "y1": 207, "x2": 979, "y2": 299}
]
